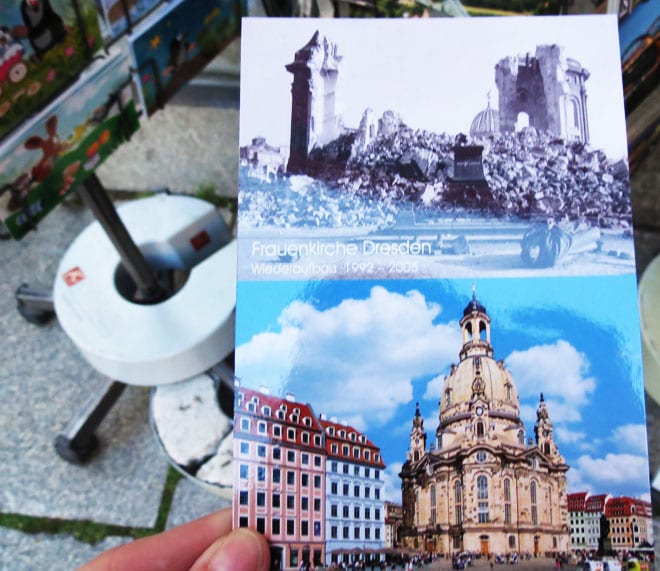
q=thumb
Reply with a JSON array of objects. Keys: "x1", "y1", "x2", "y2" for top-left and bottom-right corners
[{"x1": 189, "y1": 527, "x2": 270, "y2": 571}]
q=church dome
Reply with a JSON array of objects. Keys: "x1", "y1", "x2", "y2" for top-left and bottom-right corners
[{"x1": 470, "y1": 100, "x2": 500, "y2": 139}]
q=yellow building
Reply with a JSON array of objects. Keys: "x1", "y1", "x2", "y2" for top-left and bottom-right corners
[{"x1": 399, "y1": 291, "x2": 570, "y2": 557}]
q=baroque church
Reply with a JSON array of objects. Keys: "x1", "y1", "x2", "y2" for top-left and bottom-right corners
[{"x1": 399, "y1": 291, "x2": 570, "y2": 556}]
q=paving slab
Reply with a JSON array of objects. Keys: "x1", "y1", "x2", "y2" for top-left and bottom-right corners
[
  {"x1": 0, "y1": 527, "x2": 132, "y2": 571},
  {"x1": 0, "y1": 206, "x2": 169, "y2": 528},
  {"x1": 165, "y1": 477, "x2": 231, "y2": 530}
]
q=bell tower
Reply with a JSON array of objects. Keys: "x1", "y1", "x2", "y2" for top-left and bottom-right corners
[
  {"x1": 534, "y1": 393, "x2": 562, "y2": 461},
  {"x1": 408, "y1": 402, "x2": 426, "y2": 463},
  {"x1": 459, "y1": 287, "x2": 493, "y2": 361}
]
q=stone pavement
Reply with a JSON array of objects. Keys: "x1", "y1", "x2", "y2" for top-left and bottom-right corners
[{"x1": 0, "y1": 33, "x2": 659, "y2": 571}]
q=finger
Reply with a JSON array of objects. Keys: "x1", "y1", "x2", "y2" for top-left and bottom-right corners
[
  {"x1": 78, "y1": 508, "x2": 233, "y2": 571},
  {"x1": 189, "y1": 527, "x2": 270, "y2": 571}
]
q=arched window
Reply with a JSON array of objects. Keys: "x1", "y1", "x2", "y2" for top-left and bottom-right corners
[
  {"x1": 530, "y1": 481, "x2": 537, "y2": 504},
  {"x1": 479, "y1": 320, "x2": 487, "y2": 340},
  {"x1": 506, "y1": 384, "x2": 512, "y2": 401},
  {"x1": 543, "y1": 442, "x2": 550, "y2": 455},
  {"x1": 454, "y1": 481, "x2": 463, "y2": 525},
  {"x1": 445, "y1": 389, "x2": 451, "y2": 407},
  {"x1": 504, "y1": 479, "x2": 511, "y2": 502},
  {"x1": 518, "y1": 430, "x2": 525, "y2": 445},
  {"x1": 477, "y1": 476, "x2": 489, "y2": 523},
  {"x1": 476, "y1": 421, "x2": 485, "y2": 438},
  {"x1": 477, "y1": 476, "x2": 488, "y2": 499},
  {"x1": 430, "y1": 485, "x2": 437, "y2": 525}
]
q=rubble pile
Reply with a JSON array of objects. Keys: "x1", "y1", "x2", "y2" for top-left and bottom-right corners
[{"x1": 313, "y1": 125, "x2": 631, "y2": 229}]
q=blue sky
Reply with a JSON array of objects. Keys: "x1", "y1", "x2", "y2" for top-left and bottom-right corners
[{"x1": 236, "y1": 274, "x2": 650, "y2": 504}]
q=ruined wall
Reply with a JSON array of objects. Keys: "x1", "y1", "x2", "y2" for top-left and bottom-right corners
[{"x1": 495, "y1": 45, "x2": 590, "y2": 144}]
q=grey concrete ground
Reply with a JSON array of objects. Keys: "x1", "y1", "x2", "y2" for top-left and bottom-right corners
[{"x1": 0, "y1": 33, "x2": 659, "y2": 571}]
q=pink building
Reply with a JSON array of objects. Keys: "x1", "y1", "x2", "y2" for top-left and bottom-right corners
[{"x1": 233, "y1": 386, "x2": 326, "y2": 570}]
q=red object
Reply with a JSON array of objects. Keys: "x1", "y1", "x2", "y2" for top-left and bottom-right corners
[
  {"x1": 190, "y1": 230, "x2": 210, "y2": 251},
  {"x1": 63, "y1": 266, "x2": 85, "y2": 287}
]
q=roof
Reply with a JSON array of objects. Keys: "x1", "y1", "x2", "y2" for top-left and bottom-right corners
[{"x1": 320, "y1": 418, "x2": 386, "y2": 468}]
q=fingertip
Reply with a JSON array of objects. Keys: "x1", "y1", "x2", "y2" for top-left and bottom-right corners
[{"x1": 192, "y1": 527, "x2": 270, "y2": 571}]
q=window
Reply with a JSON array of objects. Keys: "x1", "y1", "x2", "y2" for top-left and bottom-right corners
[
  {"x1": 331, "y1": 526, "x2": 338, "y2": 539},
  {"x1": 353, "y1": 447, "x2": 360, "y2": 459},
  {"x1": 301, "y1": 454, "x2": 309, "y2": 467},
  {"x1": 302, "y1": 474, "x2": 309, "y2": 487},
  {"x1": 343, "y1": 505, "x2": 349, "y2": 518},
  {"x1": 445, "y1": 389, "x2": 451, "y2": 406},
  {"x1": 314, "y1": 475, "x2": 321, "y2": 489},
  {"x1": 430, "y1": 485, "x2": 436, "y2": 525},
  {"x1": 273, "y1": 448, "x2": 281, "y2": 460},
  {"x1": 375, "y1": 528, "x2": 380, "y2": 540},
  {"x1": 314, "y1": 522, "x2": 321, "y2": 537},
  {"x1": 287, "y1": 520, "x2": 295, "y2": 536},
  {"x1": 287, "y1": 428, "x2": 295, "y2": 440},
  {"x1": 476, "y1": 421, "x2": 485, "y2": 437},
  {"x1": 263, "y1": 406, "x2": 271, "y2": 416},
  {"x1": 331, "y1": 443, "x2": 338, "y2": 454},
  {"x1": 477, "y1": 476, "x2": 488, "y2": 499},
  {"x1": 504, "y1": 504, "x2": 511, "y2": 525},
  {"x1": 365, "y1": 486, "x2": 371, "y2": 499},
  {"x1": 273, "y1": 425, "x2": 281, "y2": 438},
  {"x1": 272, "y1": 518, "x2": 280, "y2": 535},
  {"x1": 256, "y1": 517, "x2": 265, "y2": 534},
  {"x1": 314, "y1": 455, "x2": 322, "y2": 467},
  {"x1": 530, "y1": 481, "x2": 537, "y2": 504},
  {"x1": 240, "y1": 418, "x2": 250, "y2": 431},
  {"x1": 239, "y1": 464, "x2": 248, "y2": 479},
  {"x1": 257, "y1": 445, "x2": 266, "y2": 458},
  {"x1": 354, "y1": 485, "x2": 360, "y2": 498},
  {"x1": 272, "y1": 493, "x2": 281, "y2": 508},
  {"x1": 240, "y1": 442, "x2": 249, "y2": 454},
  {"x1": 331, "y1": 482, "x2": 338, "y2": 495},
  {"x1": 314, "y1": 498, "x2": 321, "y2": 512},
  {"x1": 343, "y1": 484, "x2": 349, "y2": 496},
  {"x1": 289, "y1": 548, "x2": 298, "y2": 568},
  {"x1": 375, "y1": 469, "x2": 380, "y2": 480},
  {"x1": 331, "y1": 504, "x2": 338, "y2": 517},
  {"x1": 301, "y1": 497, "x2": 309, "y2": 510},
  {"x1": 478, "y1": 501, "x2": 489, "y2": 523},
  {"x1": 504, "y1": 479, "x2": 511, "y2": 501},
  {"x1": 301, "y1": 521, "x2": 309, "y2": 536},
  {"x1": 287, "y1": 495, "x2": 295, "y2": 509},
  {"x1": 257, "y1": 467, "x2": 265, "y2": 481},
  {"x1": 343, "y1": 527, "x2": 349, "y2": 539},
  {"x1": 365, "y1": 468, "x2": 370, "y2": 478},
  {"x1": 287, "y1": 450, "x2": 295, "y2": 463},
  {"x1": 239, "y1": 491, "x2": 248, "y2": 505},
  {"x1": 375, "y1": 488, "x2": 380, "y2": 500},
  {"x1": 365, "y1": 450, "x2": 371, "y2": 460},
  {"x1": 375, "y1": 508, "x2": 381, "y2": 521},
  {"x1": 532, "y1": 506, "x2": 538, "y2": 525},
  {"x1": 342, "y1": 445, "x2": 349, "y2": 456},
  {"x1": 343, "y1": 464, "x2": 349, "y2": 474},
  {"x1": 365, "y1": 507, "x2": 371, "y2": 520},
  {"x1": 302, "y1": 433, "x2": 310, "y2": 445},
  {"x1": 509, "y1": 535, "x2": 516, "y2": 548},
  {"x1": 257, "y1": 492, "x2": 265, "y2": 507},
  {"x1": 239, "y1": 516, "x2": 248, "y2": 528},
  {"x1": 365, "y1": 528, "x2": 371, "y2": 539},
  {"x1": 257, "y1": 421, "x2": 266, "y2": 434},
  {"x1": 331, "y1": 461, "x2": 338, "y2": 472},
  {"x1": 354, "y1": 528, "x2": 360, "y2": 539},
  {"x1": 518, "y1": 430, "x2": 525, "y2": 445},
  {"x1": 273, "y1": 467, "x2": 280, "y2": 483},
  {"x1": 454, "y1": 481, "x2": 463, "y2": 525},
  {"x1": 287, "y1": 471, "x2": 295, "y2": 485},
  {"x1": 354, "y1": 506, "x2": 360, "y2": 519}
]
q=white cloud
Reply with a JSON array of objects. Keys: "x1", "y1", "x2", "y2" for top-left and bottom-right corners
[
  {"x1": 575, "y1": 453, "x2": 650, "y2": 488},
  {"x1": 555, "y1": 426, "x2": 598, "y2": 452},
  {"x1": 610, "y1": 424, "x2": 648, "y2": 455},
  {"x1": 383, "y1": 462, "x2": 403, "y2": 504},
  {"x1": 237, "y1": 286, "x2": 461, "y2": 428},
  {"x1": 423, "y1": 372, "x2": 446, "y2": 400},
  {"x1": 506, "y1": 340, "x2": 596, "y2": 422}
]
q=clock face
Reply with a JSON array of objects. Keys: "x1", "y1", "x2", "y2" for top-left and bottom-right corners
[{"x1": 476, "y1": 406, "x2": 484, "y2": 416}]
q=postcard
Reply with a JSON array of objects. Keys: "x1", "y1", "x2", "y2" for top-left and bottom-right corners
[
  {"x1": 0, "y1": 47, "x2": 139, "y2": 239},
  {"x1": 0, "y1": 0, "x2": 103, "y2": 141},
  {"x1": 128, "y1": 0, "x2": 242, "y2": 116},
  {"x1": 234, "y1": 17, "x2": 651, "y2": 570},
  {"x1": 96, "y1": 0, "x2": 163, "y2": 39}
]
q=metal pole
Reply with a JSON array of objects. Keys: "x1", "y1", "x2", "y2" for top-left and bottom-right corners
[{"x1": 77, "y1": 173, "x2": 167, "y2": 303}]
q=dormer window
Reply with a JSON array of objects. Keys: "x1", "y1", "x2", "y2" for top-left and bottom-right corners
[
  {"x1": 328, "y1": 427, "x2": 335, "y2": 436},
  {"x1": 350, "y1": 433, "x2": 356, "y2": 441},
  {"x1": 293, "y1": 407, "x2": 300, "y2": 415},
  {"x1": 303, "y1": 417, "x2": 312, "y2": 426},
  {"x1": 262, "y1": 406, "x2": 271, "y2": 416}
]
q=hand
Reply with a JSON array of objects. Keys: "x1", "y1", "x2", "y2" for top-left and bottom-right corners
[{"x1": 79, "y1": 507, "x2": 270, "y2": 571}]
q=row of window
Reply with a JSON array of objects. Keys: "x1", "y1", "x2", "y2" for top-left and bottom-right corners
[
  {"x1": 239, "y1": 442, "x2": 324, "y2": 467},
  {"x1": 329, "y1": 504, "x2": 381, "y2": 521},
  {"x1": 238, "y1": 417, "x2": 323, "y2": 448},
  {"x1": 328, "y1": 441, "x2": 380, "y2": 463},
  {"x1": 329, "y1": 481, "x2": 381, "y2": 499},
  {"x1": 239, "y1": 490, "x2": 323, "y2": 512},
  {"x1": 238, "y1": 515, "x2": 322, "y2": 538},
  {"x1": 239, "y1": 464, "x2": 322, "y2": 488},
  {"x1": 329, "y1": 525, "x2": 382, "y2": 540},
  {"x1": 325, "y1": 425, "x2": 368, "y2": 444},
  {"x1": 330, "y1": 461, "x2": 380, "y2": 480}
]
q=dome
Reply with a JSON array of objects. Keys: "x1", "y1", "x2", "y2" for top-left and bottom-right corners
[
  {"x1": 470, "y1": 102, "x2": 500, "y2": 139},
  {"x1": 463, "y1": 292, "x2": 487, "y2": 316}
]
